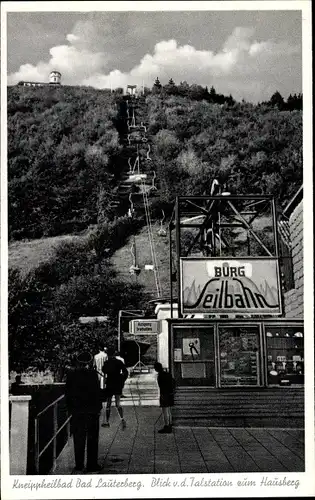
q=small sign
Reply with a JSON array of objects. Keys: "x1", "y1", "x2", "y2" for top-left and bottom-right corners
[{"x1": 129, "y1": 319, "x2": 160, "y2": 335}]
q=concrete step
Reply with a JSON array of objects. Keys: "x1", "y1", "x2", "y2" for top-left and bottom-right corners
[
  {"x1": 173, "y1": 417, "x2": 304, "y2": 428},
  {"x1": 173, "y1": 387, "x2": 304, "y2": 427},
  {"x1": 173, "y1": 409, "x2": 304, "y2": 417},
  {"x1": 174, "y1": 403, "x2": 303, "y2": 409},
  {"x1": 121, "y1": 399, "x2": 159, "y2": 407},
  {"x1": 120, "y1": 372, "x2": 159, "y2": 407},
  {"x1": 174, "y1": 398, "x2": 304, "y2": 404},
  {"x1": 175, "y1": 387, "x2": 304, "y2": 393}
]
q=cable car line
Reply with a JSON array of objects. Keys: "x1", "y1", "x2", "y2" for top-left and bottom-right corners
[{"x1": 122, "y1": 89, "x2": 163, "y2": 298}]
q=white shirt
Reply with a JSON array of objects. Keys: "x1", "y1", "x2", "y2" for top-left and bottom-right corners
[{"x1": 94, "y1": 351, "x2": 108, "y2": 388}]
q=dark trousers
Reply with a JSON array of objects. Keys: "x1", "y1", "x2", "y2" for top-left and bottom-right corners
[{"x1": 71, "y1": 412, "x2": 99, "y2": 469}]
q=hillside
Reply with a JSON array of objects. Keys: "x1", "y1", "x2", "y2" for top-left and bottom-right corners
[
  {"x1": 8, "y1": 234, "x2": 81, "y2": 276},
  {"x1": 8, "y1": 84, "x2": 302, "y2": 242},
  {"x1": 7, "y1": 82, "x2": 302, "y2": 377},
  {"x1": 110, "y1": 222, "x2": 171, "y2": 299}
]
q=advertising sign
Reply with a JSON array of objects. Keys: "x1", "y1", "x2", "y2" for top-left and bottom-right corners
[
  {"x1": 129, "y1": 319, "x2": 160, "y2": 335},
  {"x1": 181, "y1": 258, "x2": 282, "y2": 315},
  {"x1": 182, "y1": 338, "x2": 200, "y2": 358}
]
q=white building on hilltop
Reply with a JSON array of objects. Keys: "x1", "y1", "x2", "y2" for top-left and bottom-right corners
[{"x1": 18, "y1": 70, "x2": 62, "y2": 87}]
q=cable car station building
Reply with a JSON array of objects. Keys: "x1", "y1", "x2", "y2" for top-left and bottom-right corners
[{"x1": 155, "y1": 188, "x2": 304, "y2": 427}]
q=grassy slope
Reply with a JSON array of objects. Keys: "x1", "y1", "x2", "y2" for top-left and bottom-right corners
[
  {"x1": 110, "y1": 222, "x2": 172, "y2": 300},
  {"x1": 9, "y1": 215, "x2": 272, "y2": 297},
  {"x1": 8, "y1": 223, "x2": 172, "y2": 299},
  {"x1": 8, "y1": 234, "x2": 82, "y2": 276}
]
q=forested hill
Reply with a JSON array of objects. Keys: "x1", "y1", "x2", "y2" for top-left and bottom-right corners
[
  {"x1": 8, "y1": 84, "x2": 302, "y2": 242},
  {"x1": 8, "y1": 83, "x2": 302, "y2": 376}
]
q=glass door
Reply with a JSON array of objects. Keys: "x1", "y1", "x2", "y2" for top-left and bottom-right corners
[
  {"x1": 173, "y1": 326, "x2": 216, "y2": 386},
  {"x1": 218, "y1": 325, "x2": 261, "y2": 387}
]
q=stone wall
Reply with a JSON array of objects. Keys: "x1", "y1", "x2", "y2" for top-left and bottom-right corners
[{"x1": 284, "y1": 200, "x2": 303, "y2": 318}]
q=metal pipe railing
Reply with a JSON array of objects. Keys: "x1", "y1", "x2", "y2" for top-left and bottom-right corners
[{"x1": 34, "y1": 394, "x2": 71, "y2": 474}]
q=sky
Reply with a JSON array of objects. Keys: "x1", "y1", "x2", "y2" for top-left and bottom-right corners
[{"x1": 6, "y1": 9, "x2": 302, "y2": 102}]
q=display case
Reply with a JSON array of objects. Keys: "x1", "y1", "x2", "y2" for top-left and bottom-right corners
[
  {"x1": 168, "y1": 319, "x2": 303, "y2": 389},
  {"x1": 218, "y1": 325, "x2": 261, "y2": 386},
  {"x1": 265, "y1": 325, "x2": 304, "y2": 385}
]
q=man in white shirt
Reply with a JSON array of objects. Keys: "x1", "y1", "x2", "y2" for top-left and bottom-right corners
[
  {"x1": 93, "y1": 347, "x2": 108, "y2": 389},
  {"x1": 94, "y1": 346, "x2": 108, "y2": 425}
]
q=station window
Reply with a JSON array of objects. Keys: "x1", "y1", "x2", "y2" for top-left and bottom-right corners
[
  {"x1": 265, "y1": 326, "x2": 304, "y2": 386},
  {"x1": 218, "y1": 326, "x2": 261, "y2": 387},
  {"x1": 172, "y1": 327, "x2": 215, "y2": 386}
]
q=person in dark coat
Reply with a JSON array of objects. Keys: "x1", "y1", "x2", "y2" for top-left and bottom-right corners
[
  {"x1": 154, "y1": 362, "x2": 175, "y2": 434},
  {"x1": 102, "y1": 347, "x2": 128, "y2": 428},
  {"x1": 65, "y1": 351, "x2": 102, "y2": 473},
  {"x1": 10, "y1": 375, "x2": 24, "y2": 395}
]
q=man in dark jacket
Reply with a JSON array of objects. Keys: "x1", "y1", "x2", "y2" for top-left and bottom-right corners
[
  {"x1": 10, "y1": 375, "x2": 24, "y2": 395},
  {"x1": 102, "y1": 347, "x2": 128, "y2": 428},
  {"x1": 154, "y1": 362, "x2": 175, "y2": 434},
  {"x1": 65, "y1": 351, "x2": 102, "y2": 473}
]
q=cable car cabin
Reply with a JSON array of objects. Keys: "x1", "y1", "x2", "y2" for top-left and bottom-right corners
[
  {"x1": 138, "y1": 183, "x2": 157, "y2": 195},
  {"x1": 127, "y1": 208, "x2": 135, "y2": 218},
  {"x1": 128, "y1": 123, "x2": 146, "y2": 133},
  {"x1": 158, "y1": 228, "x2": 167, "y2": 237},
  {"x1": 129, "y1": 265, "x2": 141, "y2": 275},
  {"x1": 127, "y1": 132, "x2": 148, "y2": 144},
  {"x1": 139, "y1": 122, "x2": 147, "y2": 132},
  {"x1": 125, "y1": 173, "x2": 148, "y2": 184},
  {"x1": 109, "y1": 201, "x2": 120, "y2": 208}
]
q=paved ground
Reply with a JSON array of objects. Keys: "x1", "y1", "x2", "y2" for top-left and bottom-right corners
[{"x1": 53, "y1": 407, "x2": 304, "y2": 475}]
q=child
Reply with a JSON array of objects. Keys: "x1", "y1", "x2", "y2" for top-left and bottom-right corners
[{"x1": 154, "y1": 362, "x2": 175, "y2": 434}]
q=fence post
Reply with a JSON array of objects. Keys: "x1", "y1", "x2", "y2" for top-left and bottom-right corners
[
  {"x1": 52, "y1": 403, "x2": 58, "y2": 472},
  {"x1": 66, "y1": 414, "x2": 71, "y2": 441},
  {"x1": 34, "y1": 417, "x2": 40, "y2": 473},
  {"x1": 10, "y1": 395, "x2": 32, "y2": 475}
]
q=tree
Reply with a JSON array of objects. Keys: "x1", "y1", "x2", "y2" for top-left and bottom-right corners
[
  {"x1": 269, "y1": 91, "x2": 285, "y2": 110},
  {"x1": 163, "y1": 78, "x2": 178, "y2": 96},
  {"x1": 286, "y1": 93, "x2": 302, "y2": 111},
  {"x1": 188, "y1": 84, "x2": 206, "y2": 101},
  {"x1": 177, "y1": 81, "x2": 190, "y2": 97},
  {"x1": 8, "y1": 268, "x2": 55, "y2": 373},
  {"x1": 152, "y1": 77, "x2": 162, "y2": 93},
  {"x1": 9, "y1": 244, "x2": 147, "y2": 380}
]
